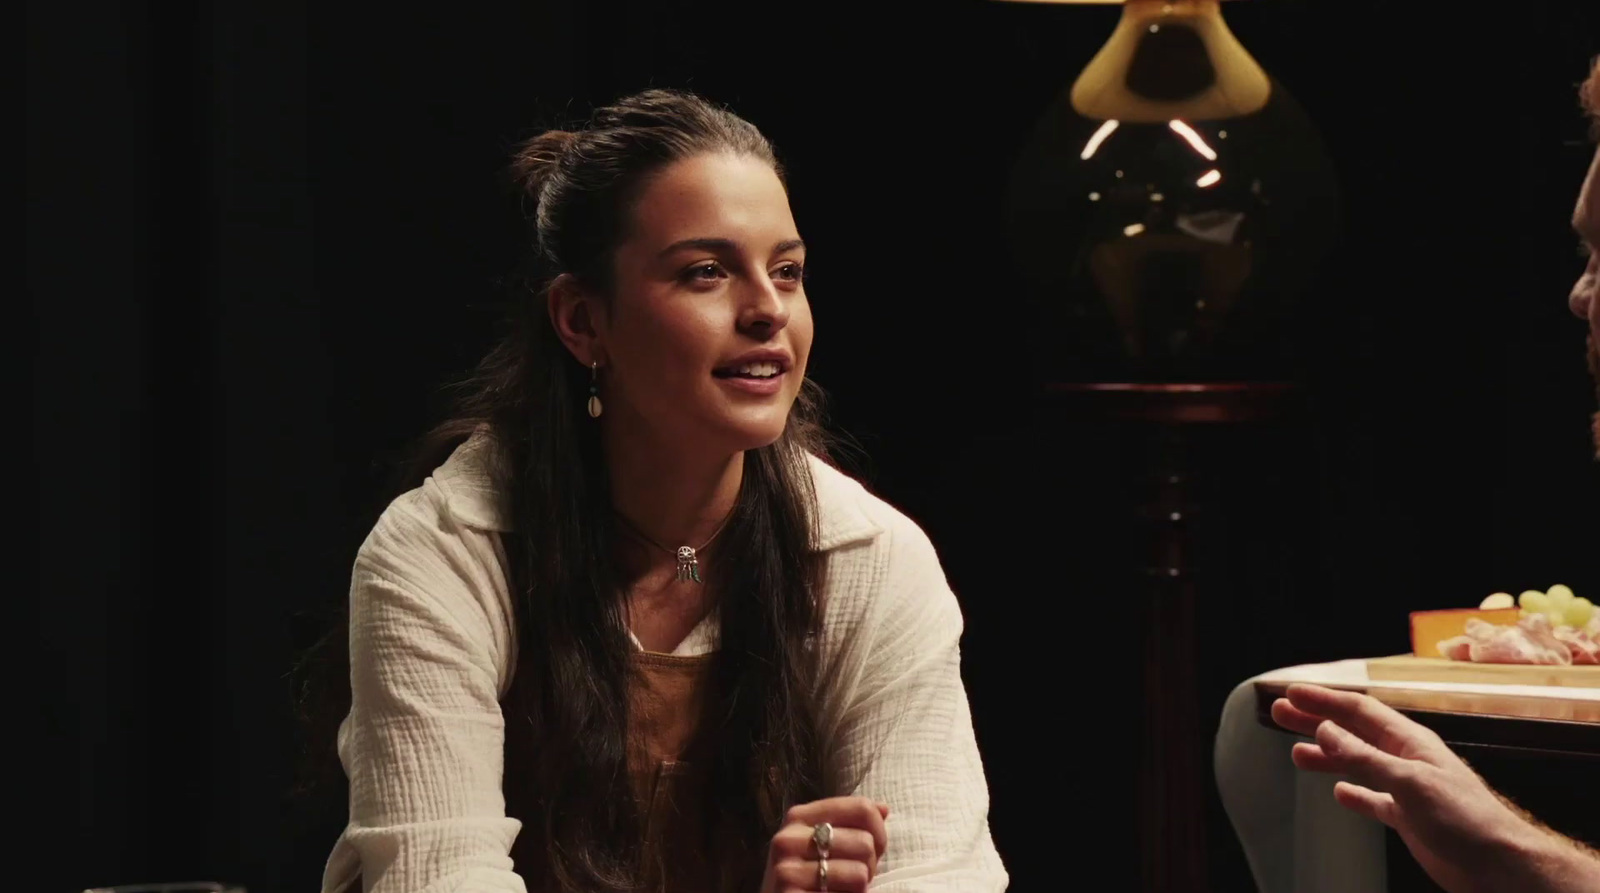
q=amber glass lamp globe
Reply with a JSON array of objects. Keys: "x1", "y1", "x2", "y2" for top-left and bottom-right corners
[{"x1": 998, "y1": 0, "x2": 1338, "y2": 384}]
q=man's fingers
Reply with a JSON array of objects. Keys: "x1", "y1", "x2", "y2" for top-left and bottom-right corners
[
  {"x1": 1285, "y1": 684, "x2": 1427, "y2": 755},
  {"x1": 1294, "y1": 734, "x2": 1414, "y2": 812},
  {"x1": 1271, "y1": 697, "x2": 1326, "y2": 737},
  {"x1": 1289, "y1": 741, "x2": 1345, "y2": 774},
  {"x1": 1314, "y1": 719, "x2": 1419, "y2": 792},
  {"x1": 1332, "y1": 781, "x2": 1398, "y2": 829}
]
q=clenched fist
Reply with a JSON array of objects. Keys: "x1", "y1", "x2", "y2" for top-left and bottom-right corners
[{"x1": 759, "y1": 796, "x2": 890, "y2": 893}]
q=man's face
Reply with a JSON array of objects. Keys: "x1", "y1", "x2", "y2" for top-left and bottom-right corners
[{"x1": 1571, "y1": 144, "x2": 1600, "y2": 451}]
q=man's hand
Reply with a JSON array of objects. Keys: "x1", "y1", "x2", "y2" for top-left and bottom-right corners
[{"x1": 1272, "y1": 683, "x2": 1599, "y2": 893}]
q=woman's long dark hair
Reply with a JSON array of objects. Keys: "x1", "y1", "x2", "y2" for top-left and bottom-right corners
[{"x1": 400, "y1": 89, "x2": 829, "y2": 891}]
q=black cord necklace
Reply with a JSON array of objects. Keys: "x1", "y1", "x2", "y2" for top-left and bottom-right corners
[{"x1": 613, "y1": 509, "x2": 733, "y2": 584}]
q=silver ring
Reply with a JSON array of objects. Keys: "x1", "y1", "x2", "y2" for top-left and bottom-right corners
[
  {"x1": 812, "y1": 821, "x2": 833, "y2": 859},
  {"x1": 818, "y1": 856, "x2": 829, "y2": 892}
]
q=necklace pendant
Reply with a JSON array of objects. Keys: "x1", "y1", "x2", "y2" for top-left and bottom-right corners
[{"x1": 675, "y1": 546, "x2": 702, "y2": 584}]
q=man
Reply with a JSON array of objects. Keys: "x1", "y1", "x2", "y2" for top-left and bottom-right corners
[{"x1": 1216, "y1": 58, "x2": 1600, "y2": 893}]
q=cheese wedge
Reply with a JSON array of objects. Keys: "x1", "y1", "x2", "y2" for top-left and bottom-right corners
[{"x1": 1409, "y1": 607, "x2": 1522, "y2": 658}]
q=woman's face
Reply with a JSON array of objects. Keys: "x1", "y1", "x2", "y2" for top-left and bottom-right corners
[{"x1": 594, "y1": 152, "x2": 813, "y2": 456}]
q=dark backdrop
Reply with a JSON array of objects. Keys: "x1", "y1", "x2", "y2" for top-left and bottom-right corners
[{"x1": 30, "y1": 2, "x2": 1599, "y2": 891}]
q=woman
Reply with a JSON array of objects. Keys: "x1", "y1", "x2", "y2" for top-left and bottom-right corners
[{"x1": 320, "y1": 89, "x2": 1007, "y2": 893}]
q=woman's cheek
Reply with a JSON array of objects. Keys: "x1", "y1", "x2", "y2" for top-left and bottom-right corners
[{"x1": 791, "y1": 298, "x2": 816, "y2": 363}]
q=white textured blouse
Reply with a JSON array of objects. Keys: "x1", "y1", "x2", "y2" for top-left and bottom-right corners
[{"x1": 322, "y1": 435, "x2": 1008, "y2": 893}]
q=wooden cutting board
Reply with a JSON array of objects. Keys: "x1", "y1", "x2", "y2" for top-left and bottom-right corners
[{"x1": 1367, "y1": 655, "x2": 1600, "y2": 688}]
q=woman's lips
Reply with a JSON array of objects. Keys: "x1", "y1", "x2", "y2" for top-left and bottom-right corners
[{"x1": 714, "y1": 371, "x2": 786, "y2": 396}]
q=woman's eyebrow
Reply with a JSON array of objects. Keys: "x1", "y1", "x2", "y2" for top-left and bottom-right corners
[
  {"x1": 658, "y1": 237, "x2": 738, "y2": 258},
  {"x1": 657, "y1": 237, "x2": 807, "y2": 257}
]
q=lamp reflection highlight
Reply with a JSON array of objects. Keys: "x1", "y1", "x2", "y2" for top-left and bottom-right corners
[
  {"x1": 1167, "y1": 119, "x2": 1217, "y2": 161},
  {"x1": 1080, "y1": 119, "x2": 1120, "y2": 160}
]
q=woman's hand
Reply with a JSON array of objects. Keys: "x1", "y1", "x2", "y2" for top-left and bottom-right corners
[
  {"x1": 760, "y1": 796, "x2": 890, "y2": 893},
  {"x1": 1273, "y1": 683, "x2": 1600, "y2": 893}
]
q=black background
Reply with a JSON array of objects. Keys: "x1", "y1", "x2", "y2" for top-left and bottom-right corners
[{"x1": 30, "y1": 1, "x2": 1599, "y2": 891}]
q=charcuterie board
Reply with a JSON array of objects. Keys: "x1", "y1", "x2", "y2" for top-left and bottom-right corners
[{"x1": 1367, "y1": 655, "x2": 1600, "y2": 688}]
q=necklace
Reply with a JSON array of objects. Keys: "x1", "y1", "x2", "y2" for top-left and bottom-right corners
[{"x1": 613, "y1": 508, "x2": 734, "y2": 584}]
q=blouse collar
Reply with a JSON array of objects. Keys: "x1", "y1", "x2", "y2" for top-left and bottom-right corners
[{"x1": 436, "y1": 432, "x2": 881, "y2": 554}]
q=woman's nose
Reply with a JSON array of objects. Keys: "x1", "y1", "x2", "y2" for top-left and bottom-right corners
[{"x1": 739, "y1": 277, "x2": 790, "y2": 336}]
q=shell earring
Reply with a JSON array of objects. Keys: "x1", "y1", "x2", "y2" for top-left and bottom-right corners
[{"x1": 587, "y1": 361, "x2": 603, "y2": 418}]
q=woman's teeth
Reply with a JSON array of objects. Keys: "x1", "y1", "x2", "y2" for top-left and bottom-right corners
[{"x1": 730, "y1": 362, "x2": 780, "y2": 378}]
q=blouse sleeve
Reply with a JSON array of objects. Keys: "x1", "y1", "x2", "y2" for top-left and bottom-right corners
[
  {"x1": 823, "y1": 519, "x2": 1009, "y2": 892},
  {"x1": 321, "y1": 481, "x2": 526, "y2": 893}
]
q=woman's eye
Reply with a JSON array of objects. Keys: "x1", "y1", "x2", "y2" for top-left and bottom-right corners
[
  {"x1": 685, "y1": 262, "x2": 724, "y2": 282},
  {"x1": 774, "y1": 262, "x2": 805, "y2": 281}
]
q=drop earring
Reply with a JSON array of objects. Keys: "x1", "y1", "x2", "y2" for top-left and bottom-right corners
[{"x1": 587, "y1": 361, "x2": 603, "y2": 418}]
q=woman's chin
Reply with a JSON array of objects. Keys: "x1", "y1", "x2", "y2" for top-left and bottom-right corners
[
  {"x1": 729, "y1": 422, "x2": 790, "y2": 453},
  {"x1": 708, "y1": 410, "x2": 792, "y2": 454}
]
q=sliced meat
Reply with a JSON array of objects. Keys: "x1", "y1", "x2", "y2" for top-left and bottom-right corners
[
  {"x1": 1516, "y1": 613, "x2": 1574, "y2": 665},
  {"x1": 1468, "y1": 632, "x2": 1557, "y2": 664},
  {"x1": 1462, "y1": 618, "x2": 1505, "y2": 641},
  {"x1": 1447, "y1": 614, "x2": 1573, "y2": 665},
  {"x1": 1437, "y1": 635, "x2": 1475, "y2": 661},
  {"x1": 1433, "y1": 614, "x2": 1586, "y2": 665},
  {"x1": 1553, "y1": 625, "x2": 1600, "y2": 665}
]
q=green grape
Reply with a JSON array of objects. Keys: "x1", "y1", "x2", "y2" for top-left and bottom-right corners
[
  {"x1": 1547, "y1": 584, "x2": 1575, "y2": 607},
  {"x1": 1564, "y1": 597, "x2": 1594, "y2": 629},
  {"x1": 1520, "y1": 590, "x2": 1550, "y2": 613}
]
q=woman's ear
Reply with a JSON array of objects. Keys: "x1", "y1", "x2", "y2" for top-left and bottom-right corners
[{"x1": 547, "y1": 273, "x2": 608, "y2": 366}]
